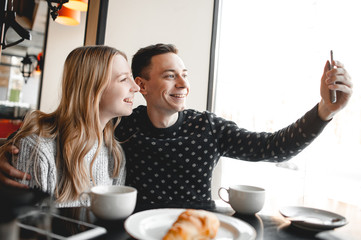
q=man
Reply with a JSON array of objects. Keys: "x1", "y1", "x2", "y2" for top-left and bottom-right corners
[
  {"x1": 0, "y1": 44, "x2": 353, "y2": 211},
  {"x1": 117, "y1": 44, "x2": 352, "y2": 210}
]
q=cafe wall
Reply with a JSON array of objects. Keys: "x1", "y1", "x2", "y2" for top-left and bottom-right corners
[
  {"x1": 104, "y1": 0, "x2": 214, "y2": 111},
  {"x1": 39, "y1": 14, "x2": 86, "y2": 112}
]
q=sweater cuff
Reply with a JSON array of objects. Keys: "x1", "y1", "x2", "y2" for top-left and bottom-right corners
[{"x1": 305, "y1": 103, "x2": 330, "y2": 134}]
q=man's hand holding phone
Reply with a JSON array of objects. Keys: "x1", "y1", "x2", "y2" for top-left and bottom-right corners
[{"x1": 318, "y1": 50, "x2": 353, "y2": 121}]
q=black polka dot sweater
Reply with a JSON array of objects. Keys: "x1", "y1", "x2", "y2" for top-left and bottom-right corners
[{"x1": 115, "y1": 104, "x2": 329, "y2": 210}]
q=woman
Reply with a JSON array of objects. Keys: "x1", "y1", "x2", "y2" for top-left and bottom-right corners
[{"x1": 0, "y1": 46, "x2": 139, "y2": 207}]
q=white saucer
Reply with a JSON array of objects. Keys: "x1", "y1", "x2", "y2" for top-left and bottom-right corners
[{"x1": 279, "y1": 206, "x2": 348, "y2": 232}]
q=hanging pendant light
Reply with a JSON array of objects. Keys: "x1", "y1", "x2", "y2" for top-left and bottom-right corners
[
  {"x1": 46, "y1": 0, "x2": 70, "y2": 21},
  {"x1": 55, "y1": 5, "x2": 81, "y2": 26},
  {"x1": 64, "y1": 0, "x2": 88, "y2": 12},
  {"x1": 20, "y1": 54, "x2": 37, "y2": 83}
]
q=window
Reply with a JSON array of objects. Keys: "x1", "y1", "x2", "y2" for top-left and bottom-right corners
[{"x1": 214, "y1": 0, "x2": 361, "y2": 208}]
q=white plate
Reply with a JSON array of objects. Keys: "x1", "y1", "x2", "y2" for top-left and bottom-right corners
[
  {"x1": 279, "y1": 206, "x2": 348, "y2": 232},
  {"x1": 124, "y1": 208, "x2": 256, "y2": 240}
]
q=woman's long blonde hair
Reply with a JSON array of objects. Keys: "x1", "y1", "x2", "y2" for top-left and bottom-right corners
[{"x1": 0, "y1": 46, "x2": 126, "y2": 202}]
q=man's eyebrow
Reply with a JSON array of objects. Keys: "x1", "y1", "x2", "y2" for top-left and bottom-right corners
[{"x1": 163, "y1": 69, "x2": 188, "y2": 73}]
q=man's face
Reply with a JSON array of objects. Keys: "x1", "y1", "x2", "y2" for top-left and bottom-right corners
[{"x1": 139, "y1": 53, "x2": 190, "y2": 114}]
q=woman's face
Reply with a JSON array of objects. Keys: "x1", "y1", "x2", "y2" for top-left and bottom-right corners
[{"x1": 99, "y1": 54, "x2": 140, "y2": 127}]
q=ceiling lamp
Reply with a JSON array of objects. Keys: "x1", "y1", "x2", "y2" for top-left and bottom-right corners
[
  {"x1": 46, "y1": 0, "x2": 70, "y2": 21},
  {"x1": 55, "y1": 6, "x2": 81, "y2": 26},
  {"x1": 64, "y1": 0, "x2": 88, "y2": 12}
]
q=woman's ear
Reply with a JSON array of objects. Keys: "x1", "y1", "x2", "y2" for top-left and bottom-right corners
[{"x1": 135, "y1": 77, "x2": 147, "y2": 96}]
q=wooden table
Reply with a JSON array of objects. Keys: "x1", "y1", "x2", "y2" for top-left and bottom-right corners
[{"x1": 18, "y1": 198, "x2": 361, "y2": 240}]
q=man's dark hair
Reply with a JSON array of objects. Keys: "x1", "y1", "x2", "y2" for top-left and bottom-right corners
[{"x1": 131, "y1": 43, "x2": 178, "y2": 79}]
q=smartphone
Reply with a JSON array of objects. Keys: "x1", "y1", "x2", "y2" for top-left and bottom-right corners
[
  {"x1": 329, "y1": 50, "x2": 337, "y2": 103},
  {"x1": 17, "y1": 211, "x2": 106, "y2": 240}
]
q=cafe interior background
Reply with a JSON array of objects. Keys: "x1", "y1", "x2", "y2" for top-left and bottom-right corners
[{"x1": 1, "y1": 0, "x2": 360, "y2": 210}]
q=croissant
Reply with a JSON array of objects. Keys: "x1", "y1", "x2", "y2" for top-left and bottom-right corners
[{"x1": 162, "y1": 209, "x2": 220, "y2": 240}]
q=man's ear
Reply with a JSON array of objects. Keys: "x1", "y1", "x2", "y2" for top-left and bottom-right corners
[{"x1": 135, "y1": 77, "x2": 147, "y2": 96}]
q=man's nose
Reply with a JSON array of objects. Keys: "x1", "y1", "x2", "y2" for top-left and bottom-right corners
[{"x1": 176, "y1": 76, "x2": 189, "y2": 88}]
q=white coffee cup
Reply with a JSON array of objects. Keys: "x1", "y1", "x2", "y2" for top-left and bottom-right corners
[
  {"x1": 80, "y1": 185, "x2": 137, "y2": 220},
  {"x1": 218, "y1": 185, "x2": 265, "y2": 215}
]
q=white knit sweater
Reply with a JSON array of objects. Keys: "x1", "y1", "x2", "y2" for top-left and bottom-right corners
[{"x1": 12, "y1": 134, "x2": 126, "y2": 207}]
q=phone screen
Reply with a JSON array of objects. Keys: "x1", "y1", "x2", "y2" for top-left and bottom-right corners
[{"x1": 18, "y1": 211, "x2": 106, "y2": 240}]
